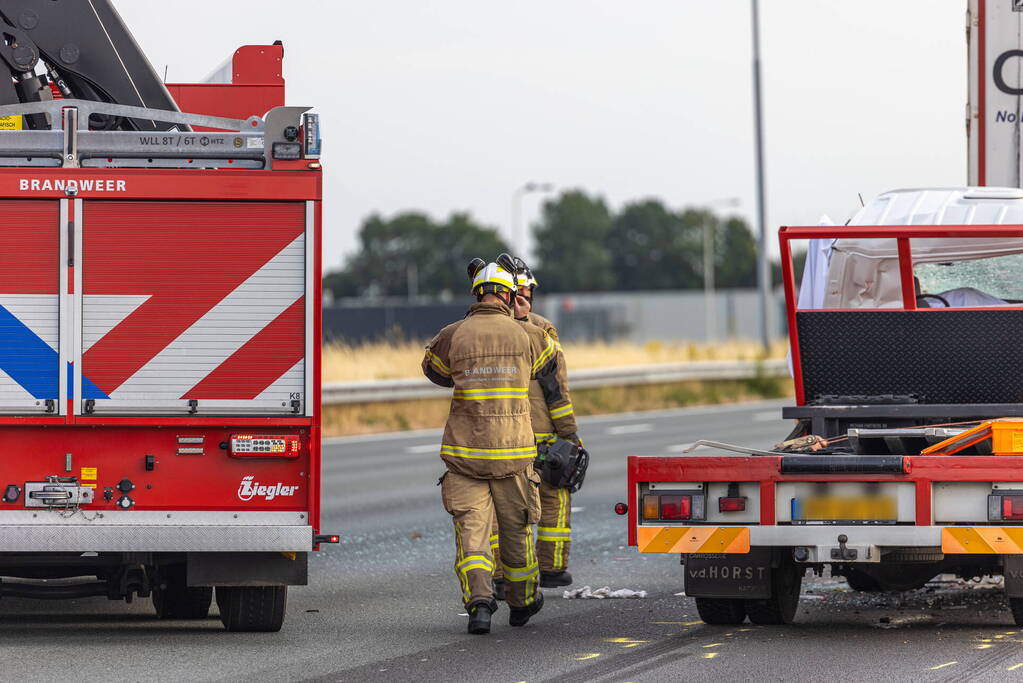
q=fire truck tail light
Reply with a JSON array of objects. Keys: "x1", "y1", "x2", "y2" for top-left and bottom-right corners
[
  {"x1": 719, "y1": 496, "x2": 747, "y2": 512},
  {"x1": 229, "y1": 434, "x2": 301, "y2": 458}
]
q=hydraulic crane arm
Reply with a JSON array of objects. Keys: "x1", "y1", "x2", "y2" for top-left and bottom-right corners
[{"x1": 0, "y1": 0, "x2": 185, "y2": 131}]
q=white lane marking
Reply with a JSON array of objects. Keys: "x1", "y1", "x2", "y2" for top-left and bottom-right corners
[
  {"x1": 606, "y1": 423, "x2": 653, "y2": 436},
  {"x1": 577, "y1": 399, "x2": 788, "y2": 425},
  {"x1": 405, "y1": 443, "x2": 439, "y2": 454},
  {"x1": 570, "y1": 506, "x2": 585, "y2": 513},
  {"x1": 753, "y1": 410, "x2": 778, "y2": 422},
  {"x1": 665, "y1": 443, "x2": 696, "y2": 453}
]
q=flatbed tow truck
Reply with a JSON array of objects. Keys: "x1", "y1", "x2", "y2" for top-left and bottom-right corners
[{"x1": 623, "y1": 186, "x2": 1023, "y2": 625}]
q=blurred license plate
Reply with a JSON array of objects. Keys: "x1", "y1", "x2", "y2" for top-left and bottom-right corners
[{"x1": 791, "y1": 495, "x2": 897, "y2": 524}]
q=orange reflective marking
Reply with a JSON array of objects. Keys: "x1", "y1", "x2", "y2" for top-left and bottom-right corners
[
  {"x1": 637, "y1": 526, "x2": 750, "y2": 553},
  {"x1": 942, "y1": 527, "x2": 1023, "y2": 554}
]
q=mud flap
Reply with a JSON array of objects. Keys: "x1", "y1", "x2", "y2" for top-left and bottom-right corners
[
  {"x1": 684, "y1": 550, "x2": 772, "y2": 599},
  {"x1": 1005, "y1": 555, "x2": 1023, "y2": 597}
]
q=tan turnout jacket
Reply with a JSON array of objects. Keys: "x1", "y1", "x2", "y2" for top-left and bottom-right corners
[
  {"x1": 423, "y1": 301, "x2": 566, "y2": 478},
  {"x1": 520, "y1": 313, "x2": 578, "y2": 442}
]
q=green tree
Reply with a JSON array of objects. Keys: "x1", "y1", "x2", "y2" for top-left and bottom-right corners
[
  {"x1": 533, "y1": 190, "x2": 615, "y2": 292},
  {"x1": 324, "y1": 211, "x2": 509, "y2": 298},
  {"x1": 714, "y1": 216, "x2": 758, "y2": 288},
  {"x1": 607, "y1": 201, "x2": 703, "y2": 290}
]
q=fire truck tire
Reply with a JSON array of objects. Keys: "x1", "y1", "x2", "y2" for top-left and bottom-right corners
[
  {"x1": 745, "y1": 561, "x2": 802, "y2": 625},
  {"x1": 216, "y1": 585, "x2": 288, "y2": 632},
  {"x1": 152, "y1": 565, "x2": 213, "y2": 619},
  {"x1": 694, "y1": 598, "x2": 747, "y2": 625},
  {"x1": 1010, "y1": 598, "x2": 1023, "y2": 626}
]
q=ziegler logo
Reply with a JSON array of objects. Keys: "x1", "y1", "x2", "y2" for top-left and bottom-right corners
[{"x1": 237, "y1": 475, "x2": 300, "y2": 502}]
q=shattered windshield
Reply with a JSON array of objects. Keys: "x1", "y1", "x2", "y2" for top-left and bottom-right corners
[{"x1": 915, "y1": 253, "x2": 1023, "y2": 302}]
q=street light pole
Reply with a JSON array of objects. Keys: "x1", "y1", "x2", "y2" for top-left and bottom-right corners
[
  {"x1": 512, "y1": 181, "x2": 555, "y2": 259},
  {"x1": 701, "y1": 197, "x2": 740, "y2": 342},
  {"x1": 751, "y1": 0, "x2": 770, "y2": 350}
]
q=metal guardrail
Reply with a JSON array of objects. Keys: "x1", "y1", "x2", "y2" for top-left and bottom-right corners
[{"x1": 322, "y1": 359, "x2": 789, "y2": 405}]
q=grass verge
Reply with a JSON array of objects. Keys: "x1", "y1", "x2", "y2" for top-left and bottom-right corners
[{"x1": 322, "y1": 373, "x2": 793, "y2": 437}]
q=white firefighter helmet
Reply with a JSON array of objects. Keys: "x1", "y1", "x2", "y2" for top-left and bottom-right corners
[{"x1": 467, "y1": 259, "x2": 516, "y2": 297}]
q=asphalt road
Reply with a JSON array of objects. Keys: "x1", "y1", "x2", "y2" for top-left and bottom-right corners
[{"x1": 3, "y1": 400, "x2": 1023, "y2": 682}]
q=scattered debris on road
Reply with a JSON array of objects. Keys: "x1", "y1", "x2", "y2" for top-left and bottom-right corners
[{"x1": 563, "y1": 585, "x2": 648, "y2": 599}]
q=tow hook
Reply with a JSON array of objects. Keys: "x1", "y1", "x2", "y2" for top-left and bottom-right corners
[{"x1": 831, "y1": 534, "x2": 858, "y2": 561}]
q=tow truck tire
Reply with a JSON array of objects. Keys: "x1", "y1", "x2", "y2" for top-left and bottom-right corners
[
  {"x1": 152, "y1": 565, "x2": 213, "y2": 619},
  {"x1": 694, "y1": 598, "x2": 747, "y2": 625},
  {"x1": 844, "y1": 570, "x2": 882, "y2": 592},
  {"x1": 1010, "y1": 598, "x2": 1023, "y2": 626},
  {"x1": 216, "y1": 586, "x2": 288, "y2": 632},
  {"x1": 745, "y1": 560, "x2": 802, "y2": 625}
]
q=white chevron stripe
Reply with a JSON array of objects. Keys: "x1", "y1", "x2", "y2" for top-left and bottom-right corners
[{"x1": 103, "y1": 234, "x2": 305, "y2": 404}]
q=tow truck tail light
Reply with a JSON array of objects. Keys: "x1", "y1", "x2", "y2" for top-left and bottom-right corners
[
  {"x1": 1004, "y1": 496, "x2": 1023, "y2": 521},
  {"x1": 719, "y1": 496, "x2": 747, "y2": 512},
  {"x1": 988, "y1": 493, "x2": 1023, "y2": 521},
  {"x1": 643, "y1": 495, "x2": 659, "y2": 521},
  {"x1": 659, "y1": 495, "x2": 692, "y2": 520}
]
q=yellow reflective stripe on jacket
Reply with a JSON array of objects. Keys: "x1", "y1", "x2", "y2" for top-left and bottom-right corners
[
  {"x1": 531, "y1": 335, "x2": 556, "y2": 373},
  {"x1": 534, "y1": 432, "x2": 556, "y2": 444},
  {"x1": 537, "y1": 526, "x2": 571, "y2": 542},
  {"x1": 549, "y1": 403, "x2": 574, "y2": 419},
  {"x1": 452, "y1": 387, "x2": 528, "y2": 400},
  {"x1": 501, "y1": 561, "x2": 539, "y2": 581},
  {"x1": 428, "y1": 352, "x2": 451, "y2": 376},
  {"x1": 440, "y1": 444, "x2": 537, "y2": 460}
]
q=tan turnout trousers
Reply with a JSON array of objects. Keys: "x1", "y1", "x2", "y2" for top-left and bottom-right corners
[
  {"x1": 441, "y1": 468, "x2": 541, "y2": 608},
  {"x1": 492, "y1": 473, "x2": 572, "y2": 580}
]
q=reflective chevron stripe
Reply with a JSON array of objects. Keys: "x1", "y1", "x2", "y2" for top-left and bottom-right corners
[
  {"x1": 942, "y1": 527, "x2": 1023, "y2": 554},
  {"x1": 637, "y1": 526, "x2": 750, "y2": 554}
]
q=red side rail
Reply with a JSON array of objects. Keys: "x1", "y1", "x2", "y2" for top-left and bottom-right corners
[{"x1": 779, "y1": 224, "x2": 1023, "y2": 405}]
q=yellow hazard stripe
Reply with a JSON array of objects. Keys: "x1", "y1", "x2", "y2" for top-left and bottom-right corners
[
  {"x1": 637, "y1": 526, "x2": 750, "y2": 554},
  {"x1": 549, "y1": 403, "x2": 574, "y2": 419},
  {"x1": 942, "y1": 527, "x2": 1023, "y2": 554}
]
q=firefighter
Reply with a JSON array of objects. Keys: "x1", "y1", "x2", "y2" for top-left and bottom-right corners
[
  {"x1": 492, "y1": 263, "x2": 580, "y2": 600},
  {"x1": 423, "y1": 257, "x2": 571, "y2": 635}
]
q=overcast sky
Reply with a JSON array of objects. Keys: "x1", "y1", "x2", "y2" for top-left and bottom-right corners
[{"x1": 116, "y1": 1, "x2": 967, "y2": 270}]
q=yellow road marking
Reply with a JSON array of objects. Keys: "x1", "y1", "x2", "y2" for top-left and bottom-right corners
[
  {"x1": 976, "y1": 644, "x2": 995, "y2": 650},
  {"x1": 574, "y1": 654, "x2": 600, "y2": 661},
  {"x1": 996, "y1": 635, "x2": 1007, "y2": 639},
  {"x1": 683, "y1": 620, "x2": 704, "y2": 626},
  {"x1": 606, "y1": 638, "x2": 648, "y2": 645},
  {"x1": 930, "y1": 662, "x2": 957, "y2": 670},
  {"x1": 738, "y1": 628, "x2": 751, "y2": 632},
  {"x1": 1008, "y1": 663, "x2": 1023, "y2": 671},
  {"x1": 703, "y1": 652, "x2": 718, "y2": 659}
]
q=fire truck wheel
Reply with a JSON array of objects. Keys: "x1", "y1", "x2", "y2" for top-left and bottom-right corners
[
  {"x1": 745, "y1": 560, "x2": 802, "y2": 625},
  {"x1": 1010, "y1": 598, "x2": 1023, "y2": 626},
  {"x1": 216, "y1": 585, "x2": 288, "y2": 632},
  {"x1": 694, "y1": 598, "x2": 747, "y2": 625},
  {"x1": 151, "y1": 565, "x2": 213, "y2": 619}
]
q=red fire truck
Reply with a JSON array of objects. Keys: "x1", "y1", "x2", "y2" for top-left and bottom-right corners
[
  {"x1": 624, "y1": 187, "x2": 1023, "y2": 627},
  {"x1": 0, "y1": 1, "x2": 328, "y2": 631}
]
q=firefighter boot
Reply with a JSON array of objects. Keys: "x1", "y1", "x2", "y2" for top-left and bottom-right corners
[
  {"x1": 468, "y1": 600, "x2": 496, "y2": 635},
  {"x1": 540, "y1": 570, "x2": 573, "y2": 587},
  {"x1": 509, "y1": 591, "x2": 544, "y2": 627}
]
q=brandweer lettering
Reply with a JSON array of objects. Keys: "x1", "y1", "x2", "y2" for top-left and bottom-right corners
[
  {"x1": 463, "y1": 366, "x2": 515, "y2": 376},
  {"x1": 19, "y1": 178, "x2": 126, "y2": 192}
]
